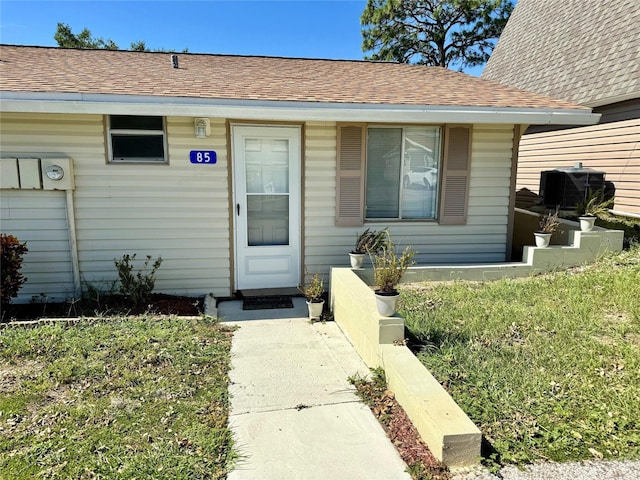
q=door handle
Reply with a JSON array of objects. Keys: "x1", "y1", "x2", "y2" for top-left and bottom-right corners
[{"x1": 236, "y1": 203, "x2": 240, "y2": 216}]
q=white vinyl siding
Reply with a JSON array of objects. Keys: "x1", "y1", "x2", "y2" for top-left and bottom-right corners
[
  {"x1": 0, "y1": 113, "x2": 232, "y2": 299},
  {"x1": 303, "y1": 122, "x2": 514, "y2": 276},
  {"x1": 517, "y1": 118, "x2": 640, "y2": 215},
  {"x1": 0, "y1": 190, "x2": 74, "y2": 302}
]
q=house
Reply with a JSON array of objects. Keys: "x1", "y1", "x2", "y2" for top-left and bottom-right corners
[
  {"x1": 482, "y1": 0, "x2": 640, "y2": 216},
  {"x1": 0, "y1": 45, "x2": 597, "y2": 303}
]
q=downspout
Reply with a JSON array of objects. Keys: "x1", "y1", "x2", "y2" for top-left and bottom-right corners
[
  {"x1": 505, "y1": 124, "x2": 526, "y2": 261},
  {"x1": 66, "y1": 189, "x2": 81, "y2": 298}
]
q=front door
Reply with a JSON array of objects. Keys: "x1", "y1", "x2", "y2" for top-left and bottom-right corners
[{"x1": 232, "y1": 125, "x2": 301, "y2": 290}]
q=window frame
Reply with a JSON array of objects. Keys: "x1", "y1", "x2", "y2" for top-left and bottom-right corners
[
  {"x1": 364, "y1": 125, "x2": 442, "y2": 222},
  {"x1": 107, "y1": 115, "x2": 169, "y2": 164}
]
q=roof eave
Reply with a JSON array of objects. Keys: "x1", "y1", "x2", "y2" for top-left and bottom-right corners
[{"x1": 0, "y1": 91, "x2": 600, "y2": 126}]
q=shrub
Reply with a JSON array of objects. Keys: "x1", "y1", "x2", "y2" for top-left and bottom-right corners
[
  {"x1": 537, "y1": 208, "x2": 560, "y2": 234},
  {"x1": 352, "y1": 228, "x2": 390, "y2": 255},
  {"x1": 298, "y1": 272, "x2": 324, "y2": 302},
  {"x1": 1, "y1": 234, "x2": 29, "y2": 304},
  {"x1": 576, "y1": 188, "x2": 614, "y2": 217},
  {"x1": 114, "y1": 254, "x2": 162, "y2": 305},
  {"x1": 371, "y1": 232, "x2": 416, "y2": 294}
]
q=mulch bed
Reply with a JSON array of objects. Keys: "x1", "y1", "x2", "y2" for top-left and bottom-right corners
[
  {"x1": 353, "y1": 373, "x2": 450, "y2": 480},
  {"x1": 1, "y1": 293, "x2": 203, "y2": 322},
  {"x1": 372, "y1": 389, "x2": 450, "y2": 479}
]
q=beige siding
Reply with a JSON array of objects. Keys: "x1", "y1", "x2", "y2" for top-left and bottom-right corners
[
  {"x1": 0, "y1": 190, "x2": 74, "y2": 302},
  {"x1": 0, "y1": 113, "x2": 232, "y2": 298},
  {"x1": 303, "y1": 122, "x2": 514, "y2": 278},
  {"x1": 2, "y1": 113, "x2": 517, "y2": 299},
  {"x1": 517, "y1": 118, "x2": 640, "y2": 215}
]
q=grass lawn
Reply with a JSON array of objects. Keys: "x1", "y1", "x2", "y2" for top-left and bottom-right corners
[
  {"x1": 400, "y1": 245, "x2": 640, "y2": 468},
  {"x1": 0, "y1": 315, "x2": 235, "y2": 479}
]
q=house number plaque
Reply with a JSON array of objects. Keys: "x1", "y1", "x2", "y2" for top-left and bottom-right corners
[{"x1": 189, "y1": 150, "x2": 217, "y2": 164}]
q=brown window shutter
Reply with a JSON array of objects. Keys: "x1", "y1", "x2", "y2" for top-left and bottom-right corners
[
  {"x1": 440, "y1": 125, "x2": 472, "y2": 225},
  {"x1": 336, "y1": 124, "x2": 365, "y2": 226}
]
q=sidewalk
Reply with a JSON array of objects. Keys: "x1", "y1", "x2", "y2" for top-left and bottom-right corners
[{"x1": 219, "y1": 297, "x2": 411, "y2": 480}]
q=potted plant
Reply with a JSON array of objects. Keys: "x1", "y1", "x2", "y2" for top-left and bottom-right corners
[
  {"x1": 534, "y1": 208, "x2": 560, "y2": 248},
  {"x1": 349, "y1": 228, "x2": 389, "y2": 268},
  {"x1": 370, "y1": 233, "x2": 415, "y2": 316},
  {"x1": 299, "y1": 272, "x2": 324, "y2": 320},
  {"x1": 576, "y1": 189, "x2": 614, "y2": 232}
]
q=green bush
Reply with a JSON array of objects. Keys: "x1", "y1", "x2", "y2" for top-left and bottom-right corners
[
  {"x1": 1, "y1": 234, "x2": 28, "y2": 304},
  {"x1": 114, "y1": 254, "x2": 162, "y2": 305}
]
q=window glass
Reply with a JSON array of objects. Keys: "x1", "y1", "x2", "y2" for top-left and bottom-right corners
[
  {"x1": 111, "y1": 135, "x2": 165, "y2": 160},
  {"x1": 366, "y1": 128, "x2": 402, "y2": 218},
  {"x1": 365, "y1": 126, "x2": 440, "y2": 220},
  {"x1": 401, "y1": 127, "x2": 440, "y2": 219},
  {"x1": 110, "y1": 115, "x2": 163, "y2": 130}
]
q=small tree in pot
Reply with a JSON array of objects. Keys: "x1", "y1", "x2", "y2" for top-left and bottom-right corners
[
  {"x1": 576, "y1": 189, "x2": 614, "y2": 232},
  {"x1": 299, "y1": 272, "x2": 324, "y2": 321},
  {"x1": 370, "y1": 232, "x2": 415, "y2": 316},
  {"x1": 349, "y1": 228, "x2": 389, "y2": 268},
  {"x1": 534, "y1": 208, "x2": 560, "y2": 248}
]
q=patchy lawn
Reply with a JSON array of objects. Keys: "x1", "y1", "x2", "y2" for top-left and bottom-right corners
[
  {"x1": 400, "y1": 246, "x2": 640, "y2": 468},
  {"x1": 0, "y1": 316, "x2": 236, "y2": 479}
]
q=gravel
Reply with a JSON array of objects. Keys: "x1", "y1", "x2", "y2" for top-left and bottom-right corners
[{"x1": 451, "y1": 460, "x2": 640, "y2": 480}]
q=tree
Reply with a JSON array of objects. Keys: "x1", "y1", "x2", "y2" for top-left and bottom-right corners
[
  {"x1": 54, "y1": 23, "x2": 188, "y2": 52},
  {"x1": 361, "y1": 0, "x2": 513, "y2": 70},
  {"x1": 54, "y1": 23, "x2": 119, "y2": 50}
]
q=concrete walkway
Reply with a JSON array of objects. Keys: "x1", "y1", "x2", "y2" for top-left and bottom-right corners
[{"x1": 219, "y1": 297, "x2": 411, "y2": 480}]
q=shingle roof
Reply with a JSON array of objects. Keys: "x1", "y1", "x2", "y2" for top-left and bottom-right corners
[
  {"x1": 0, "y1": 44, "x2": 584, "y2": 110},
  {"x1": 482, "y1": 0, "x2": 640, "y2": 107}
]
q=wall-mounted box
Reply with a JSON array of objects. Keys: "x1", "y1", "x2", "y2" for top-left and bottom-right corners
[
  {"x1": 0, "y1": 158, "x2": 20, "y2": 189},
  {"x1": 41, "y1": 158, "x2": 74, "y2": 190},
  {"x1": 18, "y1": 158, "x2": 42, "y2": 189}
]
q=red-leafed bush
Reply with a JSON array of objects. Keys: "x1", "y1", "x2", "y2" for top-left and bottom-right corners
[{"x1": 1, "y1": 234, "x2": 28, "y2": 304}]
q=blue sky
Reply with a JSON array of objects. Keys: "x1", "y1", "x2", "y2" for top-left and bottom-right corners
[{"x1": 0, "y1": 0, "x2": 484, "y2": 75}]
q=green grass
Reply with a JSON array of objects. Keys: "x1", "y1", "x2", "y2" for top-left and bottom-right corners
[
  {"x1": 400, "y1": 246, "x2": 640, "y2": 468},
  {"x1": 0, "y1": 316, "x2": 236, "y2": 479}
]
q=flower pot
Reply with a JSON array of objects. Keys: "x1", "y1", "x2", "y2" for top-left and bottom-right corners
[
  {"x1": 349, "y1": 253, "x2": 365, "y2": 268},
  {"x1": 374, "y1": 292, "x2": 399, "y2": 316},
  {"x1": 534, "y1": 232, "x2": 552, "y2": 248},
  {"x1": 579, "y1": 216, "x2": 596, "y2": 232},
  {"x1": 306, "y1": 300, "x2": 324, "y2": 320}
]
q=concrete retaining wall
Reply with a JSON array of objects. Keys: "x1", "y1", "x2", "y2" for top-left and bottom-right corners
[
  {"x1": 330, "y1": 267, "x2": 482, "y2": 467},
  {"x1": 330, "y1": 225, "x2": 624, "y2": 467}
]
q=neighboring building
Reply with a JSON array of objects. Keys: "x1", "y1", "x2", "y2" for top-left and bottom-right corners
[
  {"x1": 0, "y1": 45, "x2": 596, "y2": 302},
  {"x1": 482, "y1": 0, "x2": 640, "y2": 216}
]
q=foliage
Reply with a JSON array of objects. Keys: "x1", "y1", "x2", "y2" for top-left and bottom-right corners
[
  {"x1": 537, "y1": 207, "x2": 560, "y2": 234},
  {"x1": 114, "y1": 254, "x2": 163, "y2": 305},
  {"x1": 299, "y1": 272, "x2": 324, "y2": 302},
  {"x1": 361, "y1": 0, "x2": 513, "y2": 69},
  {"x1": 54, "y1": 22, "x2": 118, "y2": 49},
  {"x1": 352, "y1": 228, "x2": 391, "y2": 254},
  {"x1": 54, "y1": 22, "x2": 188, "y2": 52},
  {"x1": 400, "y1": 245, "x2": 640, "y2": 468},
  {"x1": 1, "y1": 234, "x2": 28, "y2": 305},
  {"x1": 0, "y1": 316, "x2": 236, "y2": 479},
  {"x1": 371, "y1": 232, "x2": 416, "y2": 294},
  {"x1": 576, "y1": 189, "x2": 615, "y2": 217}
]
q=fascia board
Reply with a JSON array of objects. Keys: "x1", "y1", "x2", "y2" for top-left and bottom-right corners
[{"x1": 0, "y1": 91, "x2": 600, "y2": 126}]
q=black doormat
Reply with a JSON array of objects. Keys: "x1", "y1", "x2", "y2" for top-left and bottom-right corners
[{"x1": 242, "y1": 296, "x2": 294, "y2": 310}]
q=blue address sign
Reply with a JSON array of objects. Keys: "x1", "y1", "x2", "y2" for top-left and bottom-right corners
[{"x1": 189, "y1": 150, "x2": 217, "y2": 164}]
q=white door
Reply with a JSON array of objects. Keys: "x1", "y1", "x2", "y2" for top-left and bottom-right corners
[{"x1": 233, "y1": 125, "x2": 301, "y2": 290}]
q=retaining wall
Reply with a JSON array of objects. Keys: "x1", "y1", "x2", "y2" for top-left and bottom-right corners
[{"x1": 330, "y1": 225, "x2": 623, "y2": 467}]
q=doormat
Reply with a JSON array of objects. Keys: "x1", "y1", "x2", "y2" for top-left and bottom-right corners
[{"x1": 242, "y1": 296, "x2": 294, "y2": 310}]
